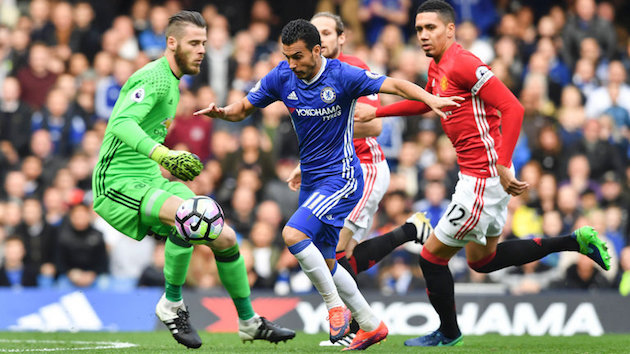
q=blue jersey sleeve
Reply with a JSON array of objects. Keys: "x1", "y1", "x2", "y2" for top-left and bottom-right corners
[
  {"x1": 246, "y1": 65, "x2": 282, "y2": 108},
  {"x1": 340, "y1": 62, "x2": 386, "y2": 99}
]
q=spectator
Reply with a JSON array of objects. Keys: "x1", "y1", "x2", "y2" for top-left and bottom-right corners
[
  {"x1": 562, "y1": 0, "x2": 616, "y2": 69},
  {"x1": 29, "y1": 130, "x2": 66, "y2": 188},
  {"x1": 358, "y1": 0, "x2": 410, "y2": 46},
  {"x1": 254, "y1": 199, "x2": 284, "y2": 241},
  {"x1": 455, "y1": 21, "x2": 494, "y2": 64},
  {"x1": 379, "y1": 251, "x2": 421, "y2": 295},
  {"x1": 138, "y1": 6, "x2": 168, "y2": 60},
  {"x1": 67, "y1": 152, "x2": 92, "y2": 194},
  {"x1": 603, "y1": 205, "x2": 626, "y2": 257},
  {"x1": 108, "y1": 15, "x2": 140, "y2": 61},
  {"x1": 396, "y1": 141, "x2": 421, "y2": 199},
  {"x1": 493, "y1": 36, "x2": 524, "y2": 89},
  {"x1": 262, "y1": 159, "x2": 300, "y2": 221},
  {"x1": 249, "y1": 221, "x2": 281, "y2": 289},
  {"x1": 572, "y1": 58, "x2": 600, "y2": 98},
  {"x1": 5, "y1": 27, "x2": 30, "y2": 76},
  {"x1": 70, "y1": 2, "x2": 101, "y2": 63},
  {"x1": 46, "y1": 1, "x2": 74, "y2": 62},
  {"x1": 95, "y1": 214, "x2": 154, "y2": 291},
  {"x1": 164, "y1": 90, "x2": 213, "y2": 161},
  {"x1": 259, "y1": 101, "x2": 298, "y2": 162},
  {"x1": 225, "y1": 186, "x2": 257, "y2": 238},
  {"x1": 192, "y1": 24, "x2": 236, "y2": 106},
  {"x1": 3, "y1": 170, "x2": 26, "y2": 202},
  {"x1": 561, "y1": 154, "x2": 601, "y2": 200},
  {"x1": 16, "y1": 43, "x2": 58, "y2": 110},
  {"x1": 554, "y1": 253, "x2": 611, "y2": 290},
  {"x1": 557, "y1": 185, "x2": 581, "y2": 234},
  {"x1": 42, "y1": 186, "x2": 67, "y2": 228},
  {"x1": 0, "y1": 77, "x2": 33, "y2": 158},
  {"x1": 220, "y1": 126, "x2": 276, "y2": 187},
  {"x1": 586, "y1": 61, "x2": 630, "y2": 120},
  {"x1": 537, "y1": 173, "x2": 558, "y2": 213},
  {"x1": 617, "y1": 246, "x2": 630, "y2": 296},
  {"x1": 578, "y1": 37, "x2": 609, "y2": 83},
  {"x1": 94, "y1": 57, "x2": 135, "y2": 121},
  {"x1": 249, "y1": 21, "x2": 276, "y2": 63},
  {"x1": 0, "y1": 235, "x2": 38, "y2": 287},
  {"x1": 413, "y1": 179, "x2": 449, "y2": 228},
  {"x1": 572, "y1": 119, "x2": 625, "y2": 181},
  {"x1": 137, "y1": 241, "x2": 166, "y2": 287},
  {"x1": 31, "y1": 88, "x2": 88, "y2": 157},
  {"x1": 28, "y1": 0, "x2": 54, "y2": 44},
  {"x1": 21, "y1": 155, "x2": 45, "y2": 198},
  {"x1": 536, "y1": 36, "x2": 571, "y2": 87},
  {"x1": 0, "y1": 25, "x2": 11, "y2": 87},
  {"x1": 55, "y1": 203, "x2": 108, "y2": 289},
  {"x1": 15, "y1": 197, "x2": 57, "y2": 286}
]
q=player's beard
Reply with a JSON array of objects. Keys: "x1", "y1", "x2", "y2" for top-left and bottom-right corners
[
  {"x1": 296, "y1": 54, "x2": 318, "y2": 80},
  {"x1": 175, "y1": 44, "x2": 200, "y2": 75},
  {"x1": 324, "y1": 45, "x2": 339, "y2": 59}
]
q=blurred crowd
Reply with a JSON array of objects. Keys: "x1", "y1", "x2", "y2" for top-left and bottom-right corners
[{"x1": 0, "y1": 0, "x2": 630, "y2": 297}]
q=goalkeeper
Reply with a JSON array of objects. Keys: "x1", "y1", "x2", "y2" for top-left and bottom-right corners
[{"x1": 91, "y1": 10, "x2": 294, "y2": 349}]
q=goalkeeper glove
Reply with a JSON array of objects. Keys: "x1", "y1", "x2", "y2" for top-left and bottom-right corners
[{"x1": 150, "y1": 145, "x2": 203, "y2": 181}]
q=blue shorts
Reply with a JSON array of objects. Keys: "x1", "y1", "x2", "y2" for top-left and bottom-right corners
[{"x1": 286, "y1": 174, "x2": 363, "y2": 258}]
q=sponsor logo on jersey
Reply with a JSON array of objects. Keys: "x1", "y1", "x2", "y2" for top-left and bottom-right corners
[
  {"x1": 320, "y1": 86, "x2": 336, "y2": 103},
  {"x1": 287, "y1": 91, "x2": 298, "y2": 100},
  {"x1": 440, "y1": 76, "x2": 448, "y2": 91},
  {"x1": 294, "y1": 105, "x2": 342, "y2": 121},
  {"x1": 365, "y1": 71, "x2": 382, "y2": 79},
  {"x1": 131, "y1": 88, "x2": 145, "y2": 102}
]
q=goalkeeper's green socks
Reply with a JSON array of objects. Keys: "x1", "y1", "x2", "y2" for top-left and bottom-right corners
[
  {"x1": 164, "y1": 234, "x2": 194, "y2": 302},
  {"x1": 214, "y1": 244, "x2": 256, "y2": 321}
]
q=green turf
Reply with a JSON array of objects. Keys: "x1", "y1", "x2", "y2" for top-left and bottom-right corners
[{"x1": 0, "y1": 332, "x2": 628, "y2": 353}]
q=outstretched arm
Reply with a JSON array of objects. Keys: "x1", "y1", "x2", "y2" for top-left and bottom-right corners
[
  {"x1": 355, "y1": 99, "x2": 432, "y2": 122},
  {"x1": 378, "y1": 77, "x2": 463, "y2": 119},
  {"x1": 194, "y1": 96, "x2": 258, "y2": 122}
]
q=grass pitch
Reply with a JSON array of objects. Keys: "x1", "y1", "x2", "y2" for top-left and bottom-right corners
[{"x1": 0, "y1": 332, "x2": 627, "y2": 353}]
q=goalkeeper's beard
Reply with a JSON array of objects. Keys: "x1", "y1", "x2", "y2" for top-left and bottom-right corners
[{"x1": 175, "y1": 44, "x2": 200, "y2": 76}]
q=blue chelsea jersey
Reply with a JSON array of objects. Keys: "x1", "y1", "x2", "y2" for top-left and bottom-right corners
[{"x1": 247, "y1": 57, "x2": 386, "y2": 186}]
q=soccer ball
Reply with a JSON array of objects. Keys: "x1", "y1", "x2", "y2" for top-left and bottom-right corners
[{"x1": 175, "y1": 196, "x2": 224, "y2": 244}]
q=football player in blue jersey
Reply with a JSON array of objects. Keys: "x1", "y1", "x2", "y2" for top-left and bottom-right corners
[{"x1": 195, "y1": 19, "x2": 462, "y2": 349}]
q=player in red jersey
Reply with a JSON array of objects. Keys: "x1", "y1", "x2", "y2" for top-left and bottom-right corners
[{"x1": 356, "y1": 0, "x2": 611, "y2": 347}]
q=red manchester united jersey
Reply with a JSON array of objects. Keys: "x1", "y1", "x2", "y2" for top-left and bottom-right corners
[
  {"x1": 427, "y1": 43, "x2": 502, "y2": 177},
  {"x1": 338, "y1": 52, "x2": 385, "y2": 164}
]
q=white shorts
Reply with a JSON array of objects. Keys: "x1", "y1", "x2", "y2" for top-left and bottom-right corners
[
  {"x1": 434, "y1": 171, "x2": 511, "y2": 248},
  {"x1": 344, "y1": 159, "x2": 390, "y2": 242}
]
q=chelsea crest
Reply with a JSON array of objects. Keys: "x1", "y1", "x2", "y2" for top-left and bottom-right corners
[{"x1": 320, "y1": 86, "x2": 336, "y2": 104}]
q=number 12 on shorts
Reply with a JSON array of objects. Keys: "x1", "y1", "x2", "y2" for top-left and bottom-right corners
[{"x1": 446, "y1": 203, "x2": 466, "y2": 226}]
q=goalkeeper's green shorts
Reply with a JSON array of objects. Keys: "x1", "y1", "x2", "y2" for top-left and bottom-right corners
[{"x1": 93, "y1": 176, "x2": 195, "y2": 241}]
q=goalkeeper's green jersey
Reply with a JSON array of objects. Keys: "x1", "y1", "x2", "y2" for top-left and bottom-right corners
[{"x1": 92, "y1": 57, "x2": 180, "y2": 197}]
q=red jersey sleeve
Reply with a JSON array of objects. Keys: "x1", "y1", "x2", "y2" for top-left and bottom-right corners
[
  {"x1": 374, "y1": 81, "x2": 431, "y2": 117},
  {"x1": 477, "y1": 76, "x2": 524, "y2": 167},
  {"x1": 451, "y1": 52, "x2": 524, "y2": 167}
]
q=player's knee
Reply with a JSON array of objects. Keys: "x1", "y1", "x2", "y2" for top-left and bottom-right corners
[
  {"x1": 208, "y1": 224, "x2": 236, "y2": 250},
  {"x1": 282, "y1": 225, "x2": 307, "y2": 246}
]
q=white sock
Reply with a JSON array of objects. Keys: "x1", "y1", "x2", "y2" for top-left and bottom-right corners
[
  {"x1": 293, "y1": 242, "x2": 344, "y2": 310},
  {"x1": 239, "y1": 313, "x2": 260, "y2": 327},
  {"x1": 332, "y1": 264, "x2": 379, "y2": 332}
]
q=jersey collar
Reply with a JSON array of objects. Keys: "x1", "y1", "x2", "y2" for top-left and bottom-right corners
[
  {"x1": 436, "y1": 42, "x2": 460, "y2": 67},
  {"x1": 301, "y1": 56, "x2": 327, "y2": 85}
]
